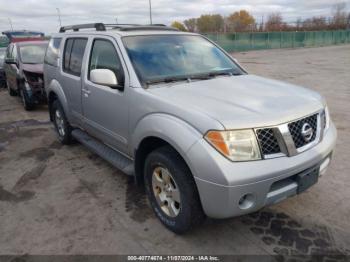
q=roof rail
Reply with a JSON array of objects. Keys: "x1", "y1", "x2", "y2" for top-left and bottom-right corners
[
  {"x1": 119, "y1": 26, "x2": 178, "y2": 31},
  {"x1": 59, "y1": 23, "x2": 106, "y2": 33},
  {"x1": 59, "y1": 23, "x2": 178, "y2": 33}
]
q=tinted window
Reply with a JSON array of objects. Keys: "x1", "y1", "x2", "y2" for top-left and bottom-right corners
[
  {"x1": 63, "y1": 38, "x2": 87, "y2": 76},
  {"x1": 89, "y1": 39, "x2": 124, "y2": 85},
  {"x1": 45, "y1": 38, "x2": 62, "y2": 66},
  {"x1": 64, "y1": 39, "x2": 73, "y2": 71},
  {"x1": 12, "y1": 45, "x2": 18, "y2": 60},
  {"x1": 6, "y1": 45, "x2": 13, "y2": 59},
  {"x1": 0, "y1": 48, "x2": 6, "y2": 59}
]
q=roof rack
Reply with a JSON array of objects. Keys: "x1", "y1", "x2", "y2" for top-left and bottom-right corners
[{"x1": 59, "y1": 23, "x2": 178, "y2": 33}]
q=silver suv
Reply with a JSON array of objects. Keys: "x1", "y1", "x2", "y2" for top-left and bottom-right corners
[{"x1": 44, "y1": 23, "x2": 337, "y2": 233}]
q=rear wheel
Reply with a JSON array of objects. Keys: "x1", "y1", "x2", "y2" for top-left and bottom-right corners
[
  {"x1": 20, "y1": 88, "x2": 35, "y2": 111},
  {"x1": 144, "y1": 146, "x2": 205, "y2": 234},
  {"x1": 52, "y1": 100, "x2": 73, "y2": 145}
]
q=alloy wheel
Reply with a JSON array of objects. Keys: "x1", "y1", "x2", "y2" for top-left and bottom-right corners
[
  {"x1": 152, "y1": 166, "x2": 181, "y2": 217},
  {"x1": 55, "y1": 109, "x2": 65, "y2": 137}
]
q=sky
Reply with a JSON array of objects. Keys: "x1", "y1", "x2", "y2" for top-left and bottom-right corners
[{"x1": 0, "y1": 0, "x2": 349, "y2": 34}]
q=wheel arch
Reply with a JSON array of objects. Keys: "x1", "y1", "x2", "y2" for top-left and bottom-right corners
[
  {"x1": 132, "y1": 114, "x2": 202, "y2": 185},
  {"x1": 46, "y1": 80, "x2": 69, "y2": 122}
]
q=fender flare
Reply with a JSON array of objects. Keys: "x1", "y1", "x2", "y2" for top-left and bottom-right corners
[
  {"x1": 46, "y1": 79, "x2": 69, "y2": 120},
  {"x1": 131, "y1": 113, "x2": 204, "y2": 184}
]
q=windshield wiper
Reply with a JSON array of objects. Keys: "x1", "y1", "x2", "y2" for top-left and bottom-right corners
[
  {"x1": 146, "y1": 74, "x2": 211, "y2": 85},
  {"x1": 145, "y1": 70, "x2": 243, "y2": 86},
  {"x1": 207, "y1": 70, "x2": 242, "y2": 77}
]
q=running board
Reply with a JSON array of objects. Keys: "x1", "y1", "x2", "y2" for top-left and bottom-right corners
[{"x1": 72, "y1": 129, "x2": 134, "y2": 176}]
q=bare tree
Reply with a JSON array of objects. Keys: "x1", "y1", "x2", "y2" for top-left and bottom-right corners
[
  {"x1": 303, "y1": 16, "x2": 328, "y2": 31},
  {"x1": 330, "y1": 2, "x2": 348, "y2": 29},
  {"x1": 265, "y1": 13, "x2": 284, "y2": 31}
]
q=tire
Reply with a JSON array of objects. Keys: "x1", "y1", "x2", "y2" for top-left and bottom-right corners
[
  {"x1": 144, "y1": 146, "x2": 205, "y2": 234},
  {"x1": 52, "y1": 100, "x2": 73, "y2": 145},
  {"x1": 7, "y1": 81, "x2": 17, "y2": 96},
  {"x1": 20, "y1": 88, "x2": 35, "y2": 111}
]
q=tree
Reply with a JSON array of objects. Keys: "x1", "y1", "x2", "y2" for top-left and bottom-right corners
[
  {"x1": 227, "y1": 10, "x2": 256, "y2": 32},
  {"x1": 302, "y1": 16, "x2": 327, "y2": 31},
  {"x1": 265, "y1": 13, "x2": 284, "y2": 31},
  {"x1": 330, "y1": 3, "x2": 348, "y2": 29},
  {"x1": 211, "y1": 14, "x2": 224, "y2": 33},
  {"x1": 171, "y1": 21, "x2": 187, "y2": 31},
  {"x1": 184, "y1": 18, "x2": 196, "y2": 32},
  {"x1": 196, "y1": 14, "x2": 224, "y2": 33}
]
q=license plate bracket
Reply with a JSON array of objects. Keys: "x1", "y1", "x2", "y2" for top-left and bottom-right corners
[{"x1": 296, "y1": 166, "x2": 319, "y2": 194}]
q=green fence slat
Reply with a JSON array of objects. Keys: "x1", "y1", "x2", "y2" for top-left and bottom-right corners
[{"x1": 205, "y1": 30, "x2": 350, "y2": 52}]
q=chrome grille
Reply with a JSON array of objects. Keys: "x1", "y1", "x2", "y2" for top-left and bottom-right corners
[
  {"x1": 255, "y1": 112, "x2": 322, "y2": 158},
  {"x1": 288, "y1": 114, "x2": 318, "y2": 149},
  {"x1": 256, "y1": 128, "x2": 281, "y2": 155}
]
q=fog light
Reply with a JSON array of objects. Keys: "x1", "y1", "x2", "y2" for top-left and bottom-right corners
[
  {"x1": 238, "y1": 193, "x2": 255, "y2": 210},
  {"x1": 320, "y1": 157, "x2": 330, "y2": 176}
]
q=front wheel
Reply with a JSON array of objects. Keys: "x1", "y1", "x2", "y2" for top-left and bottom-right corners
[
  {"x1": 20, "y1": 88, "x2": 35, "y2": 111},
  {"x1": 52, "y1": 100, "x2": 73, "y2": 145},
  {"x1": 144, "y1": 146, "x2": 205, "y2": 234}
]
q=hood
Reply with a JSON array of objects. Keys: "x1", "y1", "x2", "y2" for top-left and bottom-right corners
[
  {"x1": 148, "y1": 75, "x2": 324, "y2": 129},
  {"x1": 22, "y1": 63, "x2": 44, "y2": 74}
]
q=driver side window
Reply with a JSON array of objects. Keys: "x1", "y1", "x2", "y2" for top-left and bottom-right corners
[{"x1": 89, "y1": 39, "x2": 125, "y2": 87}]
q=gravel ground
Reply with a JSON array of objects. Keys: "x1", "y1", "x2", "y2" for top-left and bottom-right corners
[{"x1": 0, "y1": 45, "x2": 349, "y2": 259}]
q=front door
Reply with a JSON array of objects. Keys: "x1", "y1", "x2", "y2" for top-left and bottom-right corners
[
  {"x1": 4, "y1": 44, "x2": 19, "y2": 91},
  {"x1": 82, "y1": 37, "x2": 129, "y2": 154}
]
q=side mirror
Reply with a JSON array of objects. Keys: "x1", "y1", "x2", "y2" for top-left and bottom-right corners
[
  {"x1": 90, "y1": 69, "x2": 121, "y2": 89},
  {"x1": 5, "y1": 58, "x2": 17, "y2": 65}
]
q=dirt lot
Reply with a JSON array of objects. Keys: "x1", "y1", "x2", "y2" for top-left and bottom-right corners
[{"x1": 0, "y1": 45, "x2": 349, "y2": 258}]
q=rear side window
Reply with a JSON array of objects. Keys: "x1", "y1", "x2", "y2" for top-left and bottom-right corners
[
  {"x1": 44, "y1": 38, "x2": 62, "y2": 66},
  {"x1": 63, "y1": 38, "x2": 87, "y2": 76}
]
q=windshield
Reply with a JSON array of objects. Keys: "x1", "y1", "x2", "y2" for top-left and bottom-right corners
[
  {"x1": 122, "y1": 35, "x2": 244, "y2": 85},
  {"x1": 19, "y1": 44, "x2": 47, "y2": 64}
]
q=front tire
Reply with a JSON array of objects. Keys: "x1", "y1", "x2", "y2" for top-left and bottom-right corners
[
  {"x1": 144, "y1": 146, "x2": 205, "y2": 234},
  {"x1": 52, "y1": 100, "x2": 73, "y2": 145},
  {"x1": 20, "y1": 88, "x2": 35, "y2": 111}
]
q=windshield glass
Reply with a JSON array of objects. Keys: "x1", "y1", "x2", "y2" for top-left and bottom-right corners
[
  {"x1": 122, "y1": 35, "x2": 244, "y2": 85},
  {"x1": 19, "y1": 44, "x2": 47, "y2": 64}
]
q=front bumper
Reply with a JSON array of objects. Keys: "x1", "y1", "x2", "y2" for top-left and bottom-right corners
[
  {"x1": 24, "y1": 82, "x2": 47, "y2": 104},
  {"x1": 186, "y1": 122, "x2": 337, "y2": 219}
]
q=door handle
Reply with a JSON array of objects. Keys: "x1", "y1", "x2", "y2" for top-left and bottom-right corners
[
  {"x1": 82, "y1": 88, "x2": 91, "y2": 98},
  {"x1": 82, "y1": 89, "x2": 91, "y2": 97}
]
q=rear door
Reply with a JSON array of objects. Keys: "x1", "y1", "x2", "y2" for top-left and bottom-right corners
[
  {"x1": 82, "y1": 36, "x2": 130, "y2": 154},
  {"x1": 60, "y1": 37, "x2": 88, "y2": 124}
]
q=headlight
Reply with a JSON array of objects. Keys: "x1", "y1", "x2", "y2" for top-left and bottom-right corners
[
  {"x1": 24, "y1": 81, "x2": 31, "y2": 91},
  {"x1": 324, "y1": 106, "x2": 330, "y2": 130},
  {"x1": 205, "y1": 129, "x2": 261, "y2": 161}
]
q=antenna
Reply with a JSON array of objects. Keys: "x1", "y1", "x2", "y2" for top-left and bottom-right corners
[
  {"x1": 149, "y1": 0, "x2": 153, "y2": 25},
  {"x1": 8, "y1": 18, "x2": 13, "y2": 31},
  {"x1": 56, "y1": 8, "x2": 62, "y2": 27}
]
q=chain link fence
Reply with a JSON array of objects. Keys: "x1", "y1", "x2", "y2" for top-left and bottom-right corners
[{"x1": 206, "y1": 30, "x2": 350, "y2": 52}]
